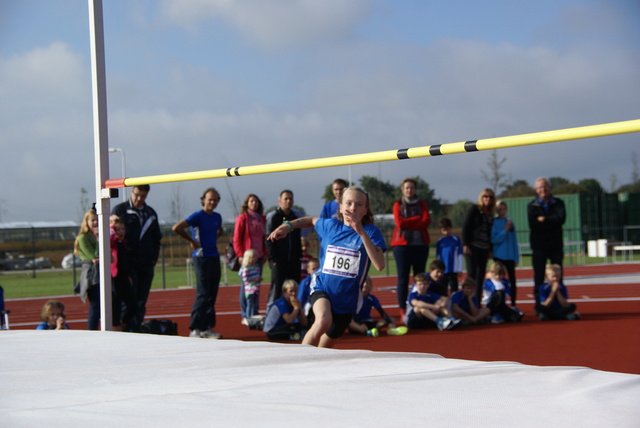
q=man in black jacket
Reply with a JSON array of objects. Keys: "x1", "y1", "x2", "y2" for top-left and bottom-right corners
[
  {"x1": 265, "y1": 190, "x2": 301, "y2": 306},
  {"x1": 112, "y1": 184, "x2": 162, "y2": 330},
  {"x1": 527, "y1": 177, "x2": 565, "y2": 306}
]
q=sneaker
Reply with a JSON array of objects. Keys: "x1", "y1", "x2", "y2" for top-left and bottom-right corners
[
  {"x1": 367, "y1": 328, "x2": 379, "y2": 337},
  {"x1": 387, "y1": 326, "x2": 408, "y2": 336},
  {"x1": 566, "y1": 312, "x2": 581, "y2": 321},
  {"x1": 447, "y1": 317, "x2": 462, "y2": 330},
  {"x1": 290, "y1": 332, "x2": 301, "y2": 341},
  {"x1": 436, "y1": 317, "x2": 452, "y2": 331},
  {"x1": 189, "y1": 330, "x2": 202, "y2": 338},
  {"x1": 491, "y1": 314, "x2": 504, "y2": 324},
  {"x1": 538, "y1": 313, "x2": 550, "y2": 321},
  {"x1": 241, "y1": 318, "x2": 249, "y2": 326},
  {"x1": 199, "y1": 328, "x2": 222, "y2": 339}
]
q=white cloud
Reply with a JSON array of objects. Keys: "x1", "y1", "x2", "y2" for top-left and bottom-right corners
[{"x1": 158, "y1": 0, "x2": 371, "y2": 49}]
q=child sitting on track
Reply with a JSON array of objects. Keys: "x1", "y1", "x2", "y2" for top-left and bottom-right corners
[
  {"x1": 297, "y1": 257, "x2": 319, "y2": 317},
  {"x1": 449, "y1": 277, "x2": 490, "y2": 325},
  {"x1": 536, "y1": 264, "x2": 580, "y2": 321},
  {"x1": 36, "y1": 300, "x2": 70, "y2": 330},
  {"x1": 425, "y1": 259, "x2": 449, "y2": 296},
  {"x1": 405, "y1": 272, "x2": 459, "y2": 331},
  {"x1": 482, "y1": 261, "x2": 523, "y2": 324},
  {"x1": 262, "y1": 279, "x2": 308, "y2": 341},
  {"x1": 348, "y1": 276, "x2": 407, "y2": 337}
]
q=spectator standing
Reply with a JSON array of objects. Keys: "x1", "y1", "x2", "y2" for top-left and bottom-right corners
[
  {"x1": 111, "y1": 184, "x2": 162, "y2": 330},
  {"x1": 436, "y1": 217, "x2": 463, "y2": 294},
  {"x1": 265, "y1": 190, "x2": 301, "y2": 305},
  {"x1": 172, "y1": 188, "x2": 224, "y2": 339},
  {"x1": 462, "y1": 188, "x2": 495, "y2": 299},
  {"x1": 491, "y1": 200, "x2": 520, "y2": 307},
  {"x1": 233, "y1": 194, "x2": 267, "y2": 320},
  {"x1": 238, "y1": 249, "x2": 262, "y2": 323},
  {"x1": 75, "y1": 209, "x2": 101, "y2": 330},
  {"x1": 109, "y1": 219, "x2": 136, "y2": 331},
  {"x1": 527, "y1": 177, "x2": 566, "y2": 305},
  {"x1": 391, "y1": 178, "x2": 431, "y2": 317},
  {"x1": 320, "y1": 178, "x2": 347, "y2": 219}
]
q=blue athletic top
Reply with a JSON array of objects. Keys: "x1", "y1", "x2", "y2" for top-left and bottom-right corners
[
  {"x1": 263, "y1": 296, "x2": 295, "y2": 332},
  {"x1": 35, "y1": 322, "x2": 70, "y2": 330},
  {"x1": 405, "y1": 287, "x2": 443, "y2": 317},
  {"x1": 185, "y1": 210, "x2": 222, "y2": 257},
  {"x1": 539, "y1": 281, "x2": 569, "y2": 310},
  {"x1": 320, "y1": 200, "x2": 340, "y2": 219},
  {"x1": 482, "y1": 277, "x2": 512, "y2": 305},
  {"x1": 355, "y1": 294, "x2": 382, "y2": 323},
  {"x1": 311, "y1": 218, "x2": 386, "y2": 314},
  {"x1": 450, "y1": 290, "x2": 479, "y2": 314},
  {"x1": 436, "y1": 235, "x2": 463, "y2": 274}
]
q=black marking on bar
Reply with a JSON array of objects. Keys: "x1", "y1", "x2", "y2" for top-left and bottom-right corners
[
  {"x1": 234, "y1": 167, "x2": 240, "y2": 176},
  {"x1": 464, "y1": 140, "x2": 478, "y2": 152},
  {"x1": 226, "y1": 168, "x2": 233, "y2": 177},
  {"x1": 429, "y1": 145, "x2": 442, "y2": 156},
  {"x1": 397, "y1": 149, "x2": 410, "y2": 159}
]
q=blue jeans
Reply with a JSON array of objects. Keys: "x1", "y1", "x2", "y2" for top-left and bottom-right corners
[
  {"x1": 190, "y1": 256, "x2": 221, "y2": 331},
  {"x1": 86, "y1": 285, "x2": 101, "y2": 330},
  {"x1": 244, "y1": 292, "x2": 259, "y2": 318},
  {"x1": 393, "y1": 245, "x2": 429, "y2": 308}
]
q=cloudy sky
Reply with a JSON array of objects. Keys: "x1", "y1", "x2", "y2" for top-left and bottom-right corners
[{"x1": 1, "y1": 0, "x2": 639, "y2": 224}]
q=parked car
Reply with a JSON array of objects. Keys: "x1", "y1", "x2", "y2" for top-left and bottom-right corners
[
  {"x1": 61, "y1": 253, "x2": 82, "y2": 269},
  {"x1": 25, "y1": 257, "x2": 52, "y2": 270}
]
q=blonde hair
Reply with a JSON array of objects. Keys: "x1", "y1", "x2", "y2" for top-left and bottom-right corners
[
  {"x1": 488, "y1": 261, "x2": 506, "y2": 276},
  {"x1": 545, "y1": 264, "x2": 562, "y2": 279},
  {"x1": 337, "y1": 187, "x2": 375, "y2": 225},
  {"x1": 74, "y1": 209, "x2": 97, "y2": 255},
  {"x1": 476, "y1": 188, "x2": 496, "y2": 216},
  {"x1": 41, "y1": 300, "x2": 65, "y2": 322},
  {"x1": 282, "y1": 279, "x2": 298, "y2": 293},
  {"x1": 241, "y1": 249, "x2": 257, "y2": 268}
]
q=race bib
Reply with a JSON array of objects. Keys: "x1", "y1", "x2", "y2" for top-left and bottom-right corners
[{"x1": 322, "y1": 245, "x2": 360, "y2": 278}]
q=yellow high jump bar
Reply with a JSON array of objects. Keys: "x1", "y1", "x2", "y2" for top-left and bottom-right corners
[{"x1": 105, "y1": 119, "x2": 640, "y2": 189}]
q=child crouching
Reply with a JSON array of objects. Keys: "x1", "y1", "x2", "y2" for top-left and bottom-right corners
[{"x1": 263, "y1": 279, "x2": 308, "y2": 341}]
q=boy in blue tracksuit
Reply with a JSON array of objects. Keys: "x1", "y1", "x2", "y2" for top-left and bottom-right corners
[
  {"x1": 405, "y1": 272, "x2": 459, "y2": 331},
  {"x1": 536, "y1": 264, "x2": 580, "y2": 321},
  {"x1": 449, "y1": 277, "x2": 490, "y2": 325},
  {"x1": 482, "y1": 262, "x2": 523, "y2": 324},
  {"x1": 263, "y1": 279, "x2": 308, "y2": 341},
  {"x1": 348, "y1": 277, "x2": 406, "y2": 336}
]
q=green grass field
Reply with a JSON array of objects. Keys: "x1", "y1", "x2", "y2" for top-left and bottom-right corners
[{"x1": 1, "y1": 252, "x2": 632, "y2": 300}]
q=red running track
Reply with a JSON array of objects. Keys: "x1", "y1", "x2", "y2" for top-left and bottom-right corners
[{"x1": 5, "y1": 264, "x2": 640, "y2": 374}]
